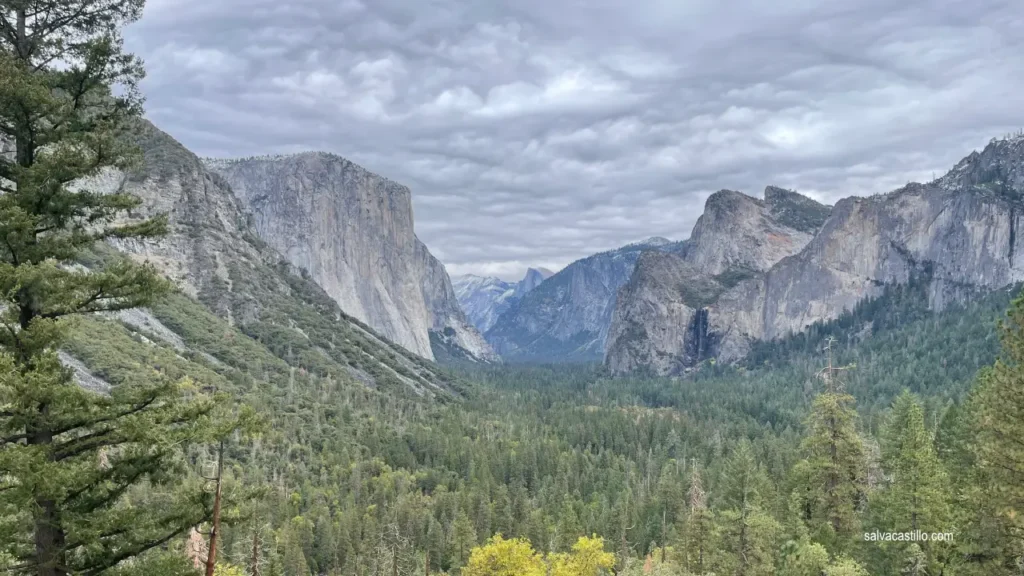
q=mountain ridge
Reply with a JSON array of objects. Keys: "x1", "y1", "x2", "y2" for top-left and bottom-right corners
[
  {"x1": 484, "y1": 240, "x2": 678, "y2": 361},
  {"x1": 606, "y1": 134, "x2": 1024, "y2": 375},
  {"x1": 453, "y1": 267, "x2": 554, "y2": 333}
]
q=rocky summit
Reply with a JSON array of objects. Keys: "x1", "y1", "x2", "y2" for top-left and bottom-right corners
[
  {"x1": 606, "y1": 134, "x2": 1024, "y2": 375},
  {"x1": 204, "y1": 153, "x2": 496, "y2": 363},
  {"x1": 605, "y1": 188, "x2": 829, "y2": 375}
]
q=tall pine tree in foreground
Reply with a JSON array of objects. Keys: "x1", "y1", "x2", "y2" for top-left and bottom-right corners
[
  {"x1": 716, "y1": 441, "x2": 779, "y2": 576},
  {"x1": 0, "y1": 1, "x2": 221, "y2": 575},
  {"x1": 871, "y1": 391, "x2": 950, "y2": 574},
  {"x1": 969, "y1": 293, "x2": 1024, "y2": 572},
  {"x1": 794, "y1": 340, "x2": 866, "y2": 552}
]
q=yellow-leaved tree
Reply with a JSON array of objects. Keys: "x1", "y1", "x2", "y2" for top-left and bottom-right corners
[
  {"x1": 461, "y1": 535, "x2": 546, "y2": 576},
  {"x1": 549, "y1": 536, "x2": 616, "y2": 576}
]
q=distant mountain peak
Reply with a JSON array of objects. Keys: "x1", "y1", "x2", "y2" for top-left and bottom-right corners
[{"x1": 625, "y1": 236, "x2": 673, "y2": 249}]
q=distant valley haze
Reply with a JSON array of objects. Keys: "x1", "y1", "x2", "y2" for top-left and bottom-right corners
[{"x1": 126, "y1": 0, "x2": 1024, "y2": 280}]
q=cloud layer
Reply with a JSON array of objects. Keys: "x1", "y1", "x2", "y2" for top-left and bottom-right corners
[{"x1": 127, "y1": 0, "x2": 1024, "y2": 280}]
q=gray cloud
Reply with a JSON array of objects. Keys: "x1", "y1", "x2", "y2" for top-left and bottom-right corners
[{"x1": 126, "y1": 0, "x2": 1024, "y2": 280}]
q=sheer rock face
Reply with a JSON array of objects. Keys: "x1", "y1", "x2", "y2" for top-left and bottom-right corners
[
  {"x1": 606, "y1": 189, "x2": 823, "y2": 375},
  {"x1": 485, "y1": 239, "x2": 676, "y2": 361},
  {"x1": 607, "y1": 135, "x2": 1024, "y2": 375},
  {"x1": 204, "y1": 153, "x2": 496, "y2": 362},
  {"x1": 74, "y1": 121, "x2": 459, "y2": 395},
  {"x1": 681, "y1": 189, "x2": 818, "y2": 276},
  {"x1": 81, "y1": 122, "x2": 268, "y2": 324}
]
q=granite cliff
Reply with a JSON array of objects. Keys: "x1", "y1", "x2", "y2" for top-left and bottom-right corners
[
  {"x1": 79, "y1": 120, "x2": 460, "y2": 393},
  {"x1": 606, "y1": 189, "x2": 828, "y2": 374},
  {"x1": 204, "y1": 153, "x2": 496, "y2": 363},
  {"x1": 606, "y1": 134, "x2": 1024, "y2": 375}
]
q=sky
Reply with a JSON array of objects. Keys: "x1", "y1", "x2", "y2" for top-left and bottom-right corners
[{"x1": 126, "y1": 0, "x2": 1024, "y2": 281}]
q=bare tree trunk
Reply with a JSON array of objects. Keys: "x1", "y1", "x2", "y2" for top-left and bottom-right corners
[
  {"x1": 250, "y1": 525, "x2": 262, "y2": 576},
  {"x1": 205, "y1": 440, "x2": 225, "y2": 576}
]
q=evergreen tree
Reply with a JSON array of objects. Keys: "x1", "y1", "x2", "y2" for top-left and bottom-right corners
[
  {"x1": 957, "y1": 294, "x2": 1024, "y2": 574},
  {"x1": 796, "y1": 343, "x2": 866, "y2": 549},
  {"x1": 974, "y1": 294, "x2": 1024, "y2": 535},
  {"x1": 681, "y1": 463, "x2": 714, "y2": 575},
  {"x1": 778, "y1": 540, "x2": 828, "y2": 576},
  {"x1": 0, "y1": 1, "x2": 223, "y2": 575},
  {"x1": 716, "y1": 441, "x2": 779, "y2": 576},
  {"x1": 878, "y1": 392, "x2": 948, "y2": 533},
  {"x1": 449, "y1": 509, "x2": 478, "y2": 572},
  {"x1": 555, "y1": 497, "x2": 583, "y2": 551},
  {"x1": 871, "y1": 392, "x2": 949, "y2": 572}
]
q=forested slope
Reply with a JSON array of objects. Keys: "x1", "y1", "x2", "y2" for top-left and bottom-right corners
[{"x1": 56, "y1": 254, "x2": 1015, "y2": 574}]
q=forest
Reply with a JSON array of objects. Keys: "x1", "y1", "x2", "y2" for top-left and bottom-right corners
[{"x1": 3, "y1": 1, "x2": 1024, "y2": 576}]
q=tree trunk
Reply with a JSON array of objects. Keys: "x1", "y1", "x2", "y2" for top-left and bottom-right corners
[
  {"x1": 205, "y1": 441, "x2": 225, "y2": 576},
  {"x1": 14, "y1": 7, "x2": 34, "y2": 169},
  {"x1": 250, "y1": 526, "x2": 261, "y2": 576},
  {"x1": 29, "y1": 417, "x2": 67, "y2": 576}
]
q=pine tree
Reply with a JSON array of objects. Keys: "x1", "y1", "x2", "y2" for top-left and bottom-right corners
[
  {"x1": 974, "y1": 294, "x2": 1024, "y2": 531},
  {"x1": 959, "y1": 294, "x2": 1024, "y2": 573},
  {"x1": 797, "y1": 340, "x2": 866, "y2": 549},
  {"x1": 681, "y1": 462, "x2": 714, "y2": 575},
  {"x1": 448, "y1": 509, "x2": 478, "y2": 571},
  {"x1": 555, "y1": 497, "x2": 583, "y2": 551},
  {"x1": 0, "y1": 1, "x2": 223, "y2": 575},
  {"x1": 872, "y1": 391, "x2": 949, "y2": 572},
  {"x1": 778, "y1": 540, "x2": 828, "y2": 576},
  {"x1": 716, "y1": 441, "x2": 779, "y2": 576}
]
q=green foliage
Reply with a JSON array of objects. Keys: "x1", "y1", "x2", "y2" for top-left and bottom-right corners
[
  {"x1": 715, "y1": 441, "x2": 779, "y2": 576},
  {"x1": 796, "y1": 381, "x2": 866, "y2": 550},
  {"x1": 869, "y1": 392, "x2": 950, "y2": 571},
  {"x1": 0, "y1": 4, "x2": 242, "y2": 575}
]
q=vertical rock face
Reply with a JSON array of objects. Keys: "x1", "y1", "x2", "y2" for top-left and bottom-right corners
[
  {"x1": 486, "y1": 238, "x2": 676, "y2": 361},
  {"x1": 205, "y1": 153, "x2": 496, "y2": 362},
  {"x1": 453, "y1": 267, "x2": 554, "y2": 333},
  {"x1": 606, "y1": 134, "x2": 1024, "y2": 375},
  {"x1": 605, "y1": 190, "x2": 825, "y2": 374},
  {"x1": 514, "y1": 267, "x2": 554, "y2": 298},
  {"x1": 82, "y1": 122, "x2": 267, "y2": 323},
  {"x1": 86, "y1": 120, "x2": 459, "y2": 393},
  {"x1": 414, "y1": 239, "x2": 499, "y2": 361},
  {"x1": 679, "y1": 189, "x2": 819, "y2": 276}
]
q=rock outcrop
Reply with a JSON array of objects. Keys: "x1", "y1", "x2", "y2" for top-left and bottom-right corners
[
  {"x1": 486, "y1": 238, "x2": 676, "y2": 361},
  {"x1": 453, "y1": 268, "x2": 554, "y2": 333},
  {"x1": 77, "y1": 120, "x2": 460, "y2": 393},
  {"x1": 606, "y1": 134, "x2": 1024, "y2": 375},
  {"x1": 204, "y1": 153, "x2": 496, "y2": 362},
  {"x1": 606, "y1": 189, "x2": 827, "y2": 374}
]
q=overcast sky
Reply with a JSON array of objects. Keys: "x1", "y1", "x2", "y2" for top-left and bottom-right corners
[{"x1": 126, "y1": 0, "x2": 1024, "y2": 280}]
